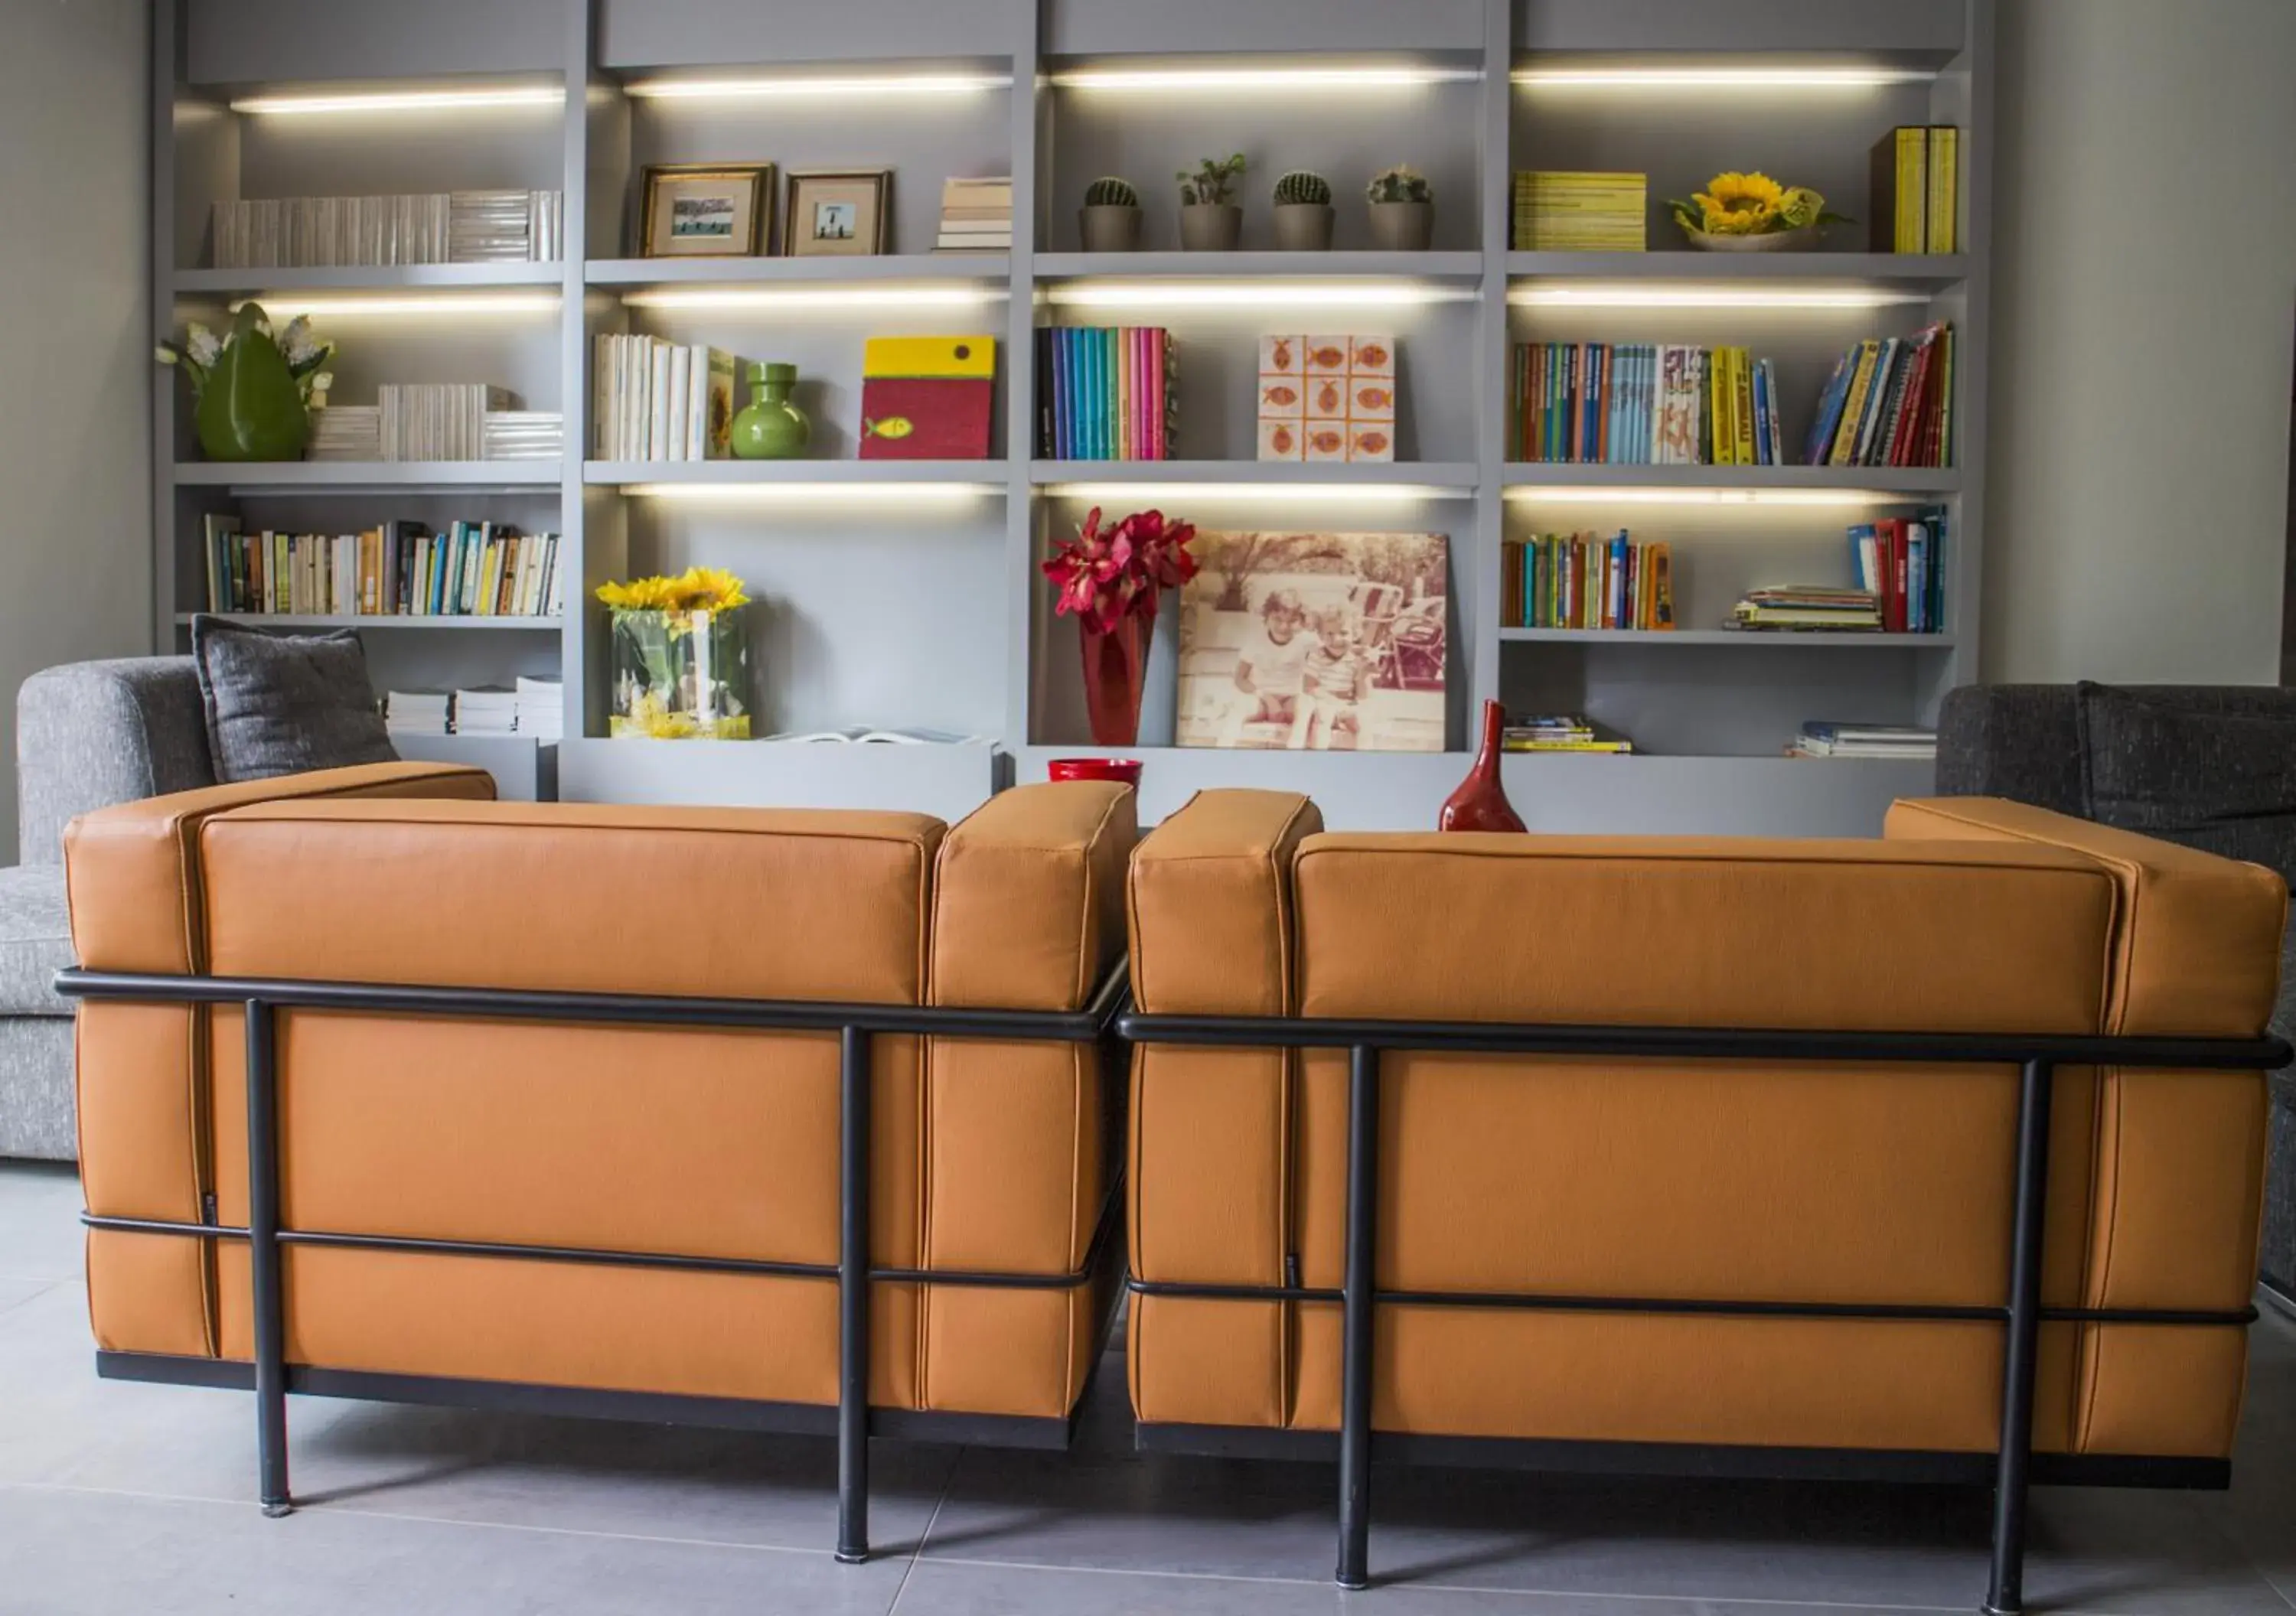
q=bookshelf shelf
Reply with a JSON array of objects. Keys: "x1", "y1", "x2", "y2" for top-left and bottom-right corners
[
  {"x1": 585, "y1": 459, "x2": 1007, "y2": 487},
  {"x1": 1032, "y1": 460, "x2": 1480, "y2": 491},
  {"x1": 174, "y1": 462, "x2": 563, "y2": 492},
  {"x1": 1501, "y1": 464, "x2": 1962, "y2": 495},
  {"x1": 1033, "y1": 251, "x2": 1486, "y2": 282},
  {"x1": 587, "y1": 254, "x2": 1010, "y2": 288},
  {"x1": 175, "y1": 614, "x2": 563, "y2": 632},
  {"x1": 1499, "y1": 629, "x2": 1955, "y2": 647},
  {"x1": 1504, "y1": 252, "x2": 1968, "y2": 287},
  {"x1": 174, "y1": 263, "x2": 566, "y2": 296}
]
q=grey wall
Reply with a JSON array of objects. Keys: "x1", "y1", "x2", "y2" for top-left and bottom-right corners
[
  {"x1": 1984, "y1": 0, "x2": 2296, "y2": 685},
  {"x1": 0, "y1": 0, "x2": 153, "y2": 858}
]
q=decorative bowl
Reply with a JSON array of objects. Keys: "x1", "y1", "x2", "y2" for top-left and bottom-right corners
[
  {"x1": 1680, "y1": 225, "x2": 1819, "y2": 253},
  {"x1": 1049, "y1": 757, "x2": 1143, "y2": 787}
]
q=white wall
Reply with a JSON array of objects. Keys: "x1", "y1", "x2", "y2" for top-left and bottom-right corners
[
  {"x1": 0, "y1": 0, "x2": 152, "y2": 858},
  {"x1": 1985, "y1": 0, "x2": 2296, "y2": 684}
]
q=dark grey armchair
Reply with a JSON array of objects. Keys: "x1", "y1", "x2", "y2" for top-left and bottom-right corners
[
  {"x1": 2, "y1": 659, "x2": 216, "y2": 1158},
  {"x1": 1936, "y1": 683, "x2": 2296, "y2": 1308}
]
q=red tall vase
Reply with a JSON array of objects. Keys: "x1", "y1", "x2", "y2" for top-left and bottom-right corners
[
  {"x1": 1080, "y1": 611, "x2": 1153, "y2": 748},
  {"x1": 1439, "y1": 699, "x2": 1527, "y2": 832}
]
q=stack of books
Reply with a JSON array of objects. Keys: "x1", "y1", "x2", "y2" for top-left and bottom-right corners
[
  {"x1": 383, "y1": 691, "x2": 452, "y2": 736},
  {"x1": 454, "y1": 687, "x2": 519, "y2": 737},
  {"x1": 209, "y1": 190, "x2": 563, "y2": 269},
  {"x1": 1727, "y1": 585, "x2": 1883, "y2": 633},
  {"x1": 935, "y1": 177, "x2": 1013, "y2": 252},
  {"x1": 1870, "y1": 127, "x2": 1959, "y2": 253},
  {"x1": 202, "y1": 516, "x2": 563, "y2": 619},
  {"x1": 1502, "y1": 531, "x2": 1675, "y2": 630},
  {"x1": 1513, "y1": 343, "x2": 1782, "y2": 464},
  {"x1": 592, "y1": 335, "x2": 735, "y2": 461},
  {"x1": 1789, "y1": 722, "x2": 1938, "y2": 760},
  {"x1": 514, "y1": 676, "x2": 564, "y2": 742},
  {"x1": 377, "y1": 384, "x2": 517, "y2": 461},
  {"x1": 1502, "y1": 715, "x2": 1634, "y2": 754},
  {"x1": 308, "y1": 405, "x2": 382, "y2": 461},
  {"x1": 481, "y1": 412, "x2": 563, "y2": 461},
  {"x1": 1512, "y1": 171, "x2": 1646, "y2": 251},
  {"x1": 1032, "y1": 327, "x2": 1175, "y2": 459},
  {"x1": 1805, "y1": 324, "x2": 1954, "y2": 466},
  {"x1": 1848, "y1": 508, "x2": 1949, "y2": 632}
]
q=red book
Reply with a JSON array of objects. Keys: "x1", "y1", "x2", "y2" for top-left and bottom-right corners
[{"x1": 1880, "y1": 518, "x2": 1908, "y2": 632}]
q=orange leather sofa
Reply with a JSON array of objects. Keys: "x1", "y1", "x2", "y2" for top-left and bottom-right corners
[
  {"x1": 64, "y1": 764, "x2": 1133, "y2": 1561},
  {"x1": 1122, "y1": 790, "x2": 2286, "y2": 1607}
]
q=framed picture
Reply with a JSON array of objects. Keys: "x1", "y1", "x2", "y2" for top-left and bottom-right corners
[
  {"x1": 784, "y1": 169, "x2": 892, "y2": 257},
  {"x1": 1175, "y1": 531, "x2": 1450, "y2": 753},
  {"x1": 640, "y1": 163, "x2": 774, "y2": 258}
]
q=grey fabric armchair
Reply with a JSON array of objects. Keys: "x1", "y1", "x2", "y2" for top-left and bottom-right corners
[
  {"x1": 1935, "y1": 683, "x2": 2296, "y2": 1309},
  {"x1": 2, "y1": 658, "x2": 215, "y2": 1158}
]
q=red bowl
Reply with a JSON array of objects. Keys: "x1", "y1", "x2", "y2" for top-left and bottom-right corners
[{"x1": 1049, "y1": 757, "x2": 1143, "y2": 788}]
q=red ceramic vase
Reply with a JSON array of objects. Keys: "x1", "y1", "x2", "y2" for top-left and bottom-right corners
[
  {"x1": 1439, "y1": 699, "x2": 1528, "y2": 832},
  {"x1": 1080, "y1": 610, "x2": 1153, "y2": 748}
]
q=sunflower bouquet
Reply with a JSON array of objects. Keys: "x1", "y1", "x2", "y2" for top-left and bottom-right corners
[
  {"x1": 1666, "y1": 171, "x2": 1848, "y2": 251},
  {"x1": 598, "y1": 566, "x2": 754, "y2": 739}
]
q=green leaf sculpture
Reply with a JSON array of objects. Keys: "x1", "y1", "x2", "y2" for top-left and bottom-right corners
[{"x1": 192, "y1": 303, "x2": 310, "y2": 462}]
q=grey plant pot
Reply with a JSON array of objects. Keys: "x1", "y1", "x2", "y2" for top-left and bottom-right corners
[
  {"x1": 1078, "y1": 204, "x2": 1143, "y2": 252},
  {"x1": 1179, "y1": 204, "x2": 1243, "y2": 252},
  {"x1": 1368, "y1": 200, "x2": 1433, "y2": 251},
  {"x1": 1272, "y1": 203, "x2": 1335, "y2": 250}
]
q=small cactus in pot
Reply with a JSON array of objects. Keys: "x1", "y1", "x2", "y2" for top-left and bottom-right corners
[
  {"x1": 1271, "y1": 169, "x2": 1335, "y2": 251},
  {"x1": 1366, "y1": 163, "x2": 1434, "y2": 251},
  {"x1": 1078, "y1": 175, "x2": 1143, "y2": 252}
]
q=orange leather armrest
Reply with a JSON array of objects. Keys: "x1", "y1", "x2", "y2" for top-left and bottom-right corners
[
  {"x1": 1887, "y1": 797, "x2": 2287, "y2": 1036},
  {"x1": 64, "y1": 761, "x2": 497, "y2": 975},
  {"x1": 931, "y1": 780, "x2": 1138, "y2": 1011},
  {"x1": 1127, "y1": 789, "x2": 1322, "y2": 1015}
]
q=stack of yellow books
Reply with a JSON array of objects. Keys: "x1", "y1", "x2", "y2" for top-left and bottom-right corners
[{"x1": 1512, "y1": 171, "x2": 1647, "y2": 251}]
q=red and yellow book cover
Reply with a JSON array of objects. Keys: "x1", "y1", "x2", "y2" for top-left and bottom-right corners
[{"x1": 859, "y1": 335, "x2": 996, "y2": 459}]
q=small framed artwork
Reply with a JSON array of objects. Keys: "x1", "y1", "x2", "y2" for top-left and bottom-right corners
[
  {"x1": 640, "y1": 163, "x2": 774, "y2": 258},
  {"x1": 784, "y1": 169, "x2": 892, "y2": 257}
]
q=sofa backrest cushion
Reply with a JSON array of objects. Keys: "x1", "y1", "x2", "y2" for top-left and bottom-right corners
[
  {"x1": 2073, "y1": 682, "x2": 2296, "y2": 891},
  {"x1": 931, "y1": 780, "x2": 1133, "y2": 1011},
  {"x1": 1129, "y1": 789, "x2": 1322, "y2": 1015},
  {"x1": 1290, "y1": 831, "x2": 2117, "y2": 1032},
  {"x1": 17, "y1": 657, "x2": 216, "y2": 867}
]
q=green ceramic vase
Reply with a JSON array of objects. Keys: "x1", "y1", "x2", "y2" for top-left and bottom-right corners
[
  {"x1": 729, "y1": 361, "x2": 810, "y2": 460},
  {"x1": 195, "y1": 304, "x2": 309, "y2": 462}
]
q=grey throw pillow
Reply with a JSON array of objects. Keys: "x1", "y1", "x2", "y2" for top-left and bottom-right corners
[
  {"x1": 2075, "y1": 681, "x2": 2296, "y2": 884},
  {"x1": 190, "y1": 615, "x2": 397, "y2": 783}
]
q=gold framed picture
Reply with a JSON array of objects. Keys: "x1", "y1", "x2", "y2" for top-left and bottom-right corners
[
  {"x1": 784, "y1": 169, "x2": 892, "y2": 257},
  {"x1": 640, "y1": 163, "x2": 774, "y2": 258}
]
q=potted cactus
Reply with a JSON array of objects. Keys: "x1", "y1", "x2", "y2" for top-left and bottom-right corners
[
  {"x1": 1079, "y1": 175, "x2": 1142, "y2": 252},
  {"x1": 1367, "y1": 164, "x2": 1433, "y2": 251},
  {"x1": 1271, "y1": 170, "x2": 1333, "y2": 251},
  {"x1": 1176, "y1": 153, "x2": 1246, "y2": 252}
]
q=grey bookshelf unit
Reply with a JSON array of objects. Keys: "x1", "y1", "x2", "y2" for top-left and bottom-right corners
[{"x1": 152, "y1": 0, "x2": 1991, "y2": 831}]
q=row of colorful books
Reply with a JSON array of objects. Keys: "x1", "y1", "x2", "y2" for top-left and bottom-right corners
[
  {"x1": 1512, "y1": 171, "x2": 1645, "y2": 251},
  {"x1": 1851, "y1": 509, "x2": 1949, "y2": 632},
  {"x1": 1512, "y1": 344, "x2": 1785, "y2": 465},
  {"x1": 201, "y1": 516, "x2": 563, "y2": 619},
  {"x1": 1806, "y1": 324, "x2": 1955, "y2": 467},
  {"x1": 1501, "y1": 530, "x2": 1677, "y2": 630},
  {"x1": 1869, "y1": 126, "x2": 1960, "y2": 253},
  {"x1": 1031, "y1": 327, "x2": 1176, "y2": 460},
  {"x1": 1503, "y1": 714, "x2": 1634, "y2": 754},
  {"x1": 593, "y1": 336, "x2": 735, "y2": 461}
]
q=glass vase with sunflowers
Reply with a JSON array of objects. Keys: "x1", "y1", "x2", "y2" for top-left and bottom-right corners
[{"x1": 598, "y1": 567, "x2": 754, "y2": 740}]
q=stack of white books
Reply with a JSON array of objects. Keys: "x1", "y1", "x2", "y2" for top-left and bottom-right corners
[
  {"x1": 593, "y1": 336, "x2": 733, "y2": 461},
  {"x1": 482, "y1": 411, "x2": 564, "y2": 461},
  {"x1": 936, "y1": 177, "x2": 1012, "y2": 252},
  {"x1": 448, "y1": 189, "x2": 562, "y2": 262},
  {"x1": 378, "y1": 384, "x2": 517, "y2": 461},
  {"x1": 210, "y1": 189, "x2": 563, "y2": 269},
  {"x1": 453, "y1": 687, "x2": 519, "y2": 737},
  {"x1": 383, "y1": 690, "x2": 452, "y2": 736},
  {"x1": 515, "y1": 676, "x2": 564, "y2": 741},
  {"x1": 309, "y1": 406, "x2": 383, "y2": 461}
]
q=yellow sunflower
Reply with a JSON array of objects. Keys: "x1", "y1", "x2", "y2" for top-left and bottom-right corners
[{"x1": 1693, "y1": 171, "x2": 1786, "y2": 234}]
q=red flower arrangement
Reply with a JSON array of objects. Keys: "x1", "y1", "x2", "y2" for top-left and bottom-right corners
[
  {"x1": 1042, "y1": 507, "x2": 1199, "y2": 634},
  {"x1": 1042, "y1": 507, "x2": 1198, "y2": 748}
]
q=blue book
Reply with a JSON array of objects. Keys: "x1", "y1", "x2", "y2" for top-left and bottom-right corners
[
  {"x1": 1049, "y1": 330, "x2": 1065, "y2": 460},
  {"x1": 1848, "y1": 523, "x2": 1877, "y2": 592},
  {"x1": 1077, "y1": 329, "x2": 1094, "y2": 459},
  {"x1": 1804, "y1": 347, "x2": 1857, "y2": 464},
  {"x1": 1906, "y1": 522, "x2": 1929, "y2": 632},
  {"x1": 1611, "y1": 531, "x2": 1629, "y2": 625},
  {"x1": 1750, "y1": 359, "x2": 1770, "y2": 465}
]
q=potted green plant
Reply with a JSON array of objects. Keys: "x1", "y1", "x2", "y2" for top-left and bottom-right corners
[
  {"x1": 1176, "y1": 153, "x2": 1246, "y2": 252},
  {"x1": 156, "y1": 301, "x2": 334, "y2": 462},
  {"x1": 1079, "y1": 175, "x2": 1143, "y2": 252},
  {"x1": 1271, "y1": 171, "x2": 1333, "y2": 251},
  {"x1": 1366, "y1": 164, "x2": 1433, "y2": 251}
]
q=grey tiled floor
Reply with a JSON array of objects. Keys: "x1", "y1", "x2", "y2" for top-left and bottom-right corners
[{"x1": 2, "y1": 1158, "x2": 2291, "y2": 1615}]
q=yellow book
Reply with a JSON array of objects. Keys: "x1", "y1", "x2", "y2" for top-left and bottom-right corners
[
  {"x1": 860, "y1": 335, "x2": 997, "y2": 378},
  {"x1": 1828, "y1": 340, "x2": 1883, "y2": 466},
  {"x1": 1896, "y1": 128, "x2": 1926, "y2": 252},
  {"x1": 1709, "y1": 348, "x2": 1733, "y2": 464},
  {"x1": 1731, "y1": 347, "x2": 1756, "y2": 466},
  {"x1": 1926, "y1": 125, "x2": 1958, "y2": 253}
]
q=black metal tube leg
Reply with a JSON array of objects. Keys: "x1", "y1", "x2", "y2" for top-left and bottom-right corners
[
  {"x1": 1336, "y1": 1044, "x2": 1380, "y2": 1590},
  {"x1": 244, "y1": 999, "x2": 291, "y2": 1517},
  {"x1": 836, "y1": 1025, "x2": 872, "y2": 1566},
  {"x1": 1985, "y1": 1057, "x2": 2054, "y2": 1615}
]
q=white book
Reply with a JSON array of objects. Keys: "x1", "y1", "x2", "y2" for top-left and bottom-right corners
[
  {"x1": 667, "y1": 346, "x2": 690, "y2": 463},
  {"x1": 686, "y1": 345, "x2": 706, "y2": 461},
  {"x1": 648, "y1": 343, "x2": 671, "y2": 461}
]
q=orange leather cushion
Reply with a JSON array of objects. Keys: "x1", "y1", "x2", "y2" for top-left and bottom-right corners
[
  {"x1": 1129, "y1": 790, "x2": 1322, "y2": 1016},
  {"x1": 930, "y1": 780, "x2": 1134, "y2": 1012}
]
